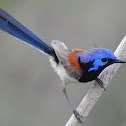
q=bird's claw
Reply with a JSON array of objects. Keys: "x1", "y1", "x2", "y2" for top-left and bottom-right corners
[
  {"x1": 96, "y1": 78, "x2": 106, "y2": 90},
  {"x1": 73, "y1": 110, "x2": 85, "y2": 124}
]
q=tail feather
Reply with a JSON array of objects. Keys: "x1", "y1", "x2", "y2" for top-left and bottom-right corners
[{"x1": 0, "y1": 8, "x2": 55, "y2": 56}]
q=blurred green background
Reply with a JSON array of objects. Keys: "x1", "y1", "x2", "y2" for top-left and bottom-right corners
[{"x1": 0, "y1": 0, "x2": 126, "y2": 126}]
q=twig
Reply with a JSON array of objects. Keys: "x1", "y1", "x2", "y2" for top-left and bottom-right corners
[{"x1": 65, "y1": 36, "x2": 126, "y2": 126}]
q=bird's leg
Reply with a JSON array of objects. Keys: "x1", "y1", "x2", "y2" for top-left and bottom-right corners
[
  {"x1": 96, "y1": 77, "x2": 106, "y2": 90},
  {"x1": 62, "y1": 87, "x2": 85, "y2": 124}
]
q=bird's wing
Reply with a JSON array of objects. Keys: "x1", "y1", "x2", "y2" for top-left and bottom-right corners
[
  {"x1": 0, "y1": 8, "x2": 55, "y2": 56},
  {"x1": 51, "y1": 40, "x2": 81, "y2": 79},
  {"x1": 51, "y1": 40, "x2": 69, "y2": 66}
]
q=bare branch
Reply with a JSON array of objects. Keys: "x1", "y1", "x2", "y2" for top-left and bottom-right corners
[{"x1": 65, "y1": 36, "x2": 126, "y2": 126}]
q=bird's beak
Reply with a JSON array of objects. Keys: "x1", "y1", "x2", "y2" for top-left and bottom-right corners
[{"x1": 114, "y1": 58, "x2": 126, "y2": 63}]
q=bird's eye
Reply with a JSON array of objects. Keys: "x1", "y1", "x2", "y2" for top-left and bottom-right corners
[{"x1": 101, "y1": 58, "x2": 107, "y2": 62}]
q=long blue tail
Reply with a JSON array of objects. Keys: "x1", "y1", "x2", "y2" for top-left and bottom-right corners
[{"x1": 0, "y1": 8, "x2": 55, "y2": 56}]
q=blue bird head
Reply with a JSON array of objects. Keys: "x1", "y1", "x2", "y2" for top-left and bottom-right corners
[{"x1": 77, "y1": 48, "x2": 126, "y2": 82}]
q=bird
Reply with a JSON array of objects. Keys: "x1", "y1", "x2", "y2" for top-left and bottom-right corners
[{"x1": 0, "y1": 8, "x2": 126, "y2": 124}]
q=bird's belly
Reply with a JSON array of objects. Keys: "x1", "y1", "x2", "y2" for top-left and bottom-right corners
[
  {"x1": 56, "y1": 64, "x2": 78, "y2": 84},
  {"x1": 49, "y1": 57, "x2": 78, "y2": 85}
]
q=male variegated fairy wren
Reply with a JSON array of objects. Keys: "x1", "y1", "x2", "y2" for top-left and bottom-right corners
[{"x1": 0, "y1": 8, "x2": 126, "y2": 124}]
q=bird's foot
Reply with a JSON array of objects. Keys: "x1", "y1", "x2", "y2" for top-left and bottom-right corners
[
  {"x1": 73, "y1": 110, "x2": 85, "y2": 124},
  {"x1": 96, "y1": 78, "x2": 106, "y2": 90}
]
